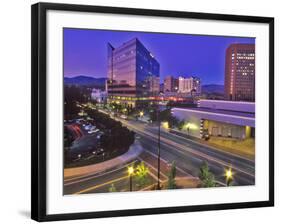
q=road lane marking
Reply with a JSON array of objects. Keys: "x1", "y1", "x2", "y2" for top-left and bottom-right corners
[
  {"x1": 163, "y1": 128, "x2": 254, "y2": 163},
  {"x1": 123, "y1": 121, "x2": 254, "y2": 178},
  {"x1": 140, "y1": 183, "x2": 156, "y2": 191},
  {"x1": 138, "y1": 157, "x2": 168, "y2": 180},
  {"x1": 143, "y1": 150, "x2": 192, "y2": 177},
  {"x1": 74, "y1": 176, "x2": 128, "y2": 195},
  {"x1": 64, "y1": 160, "x2": 137, "y2": 185},
  {"x1": 105, "y1": 115, "x2": 255, "y2": 186},
  {"x1": 141, "y1": 140, "x2": 201, "y2": 175}
]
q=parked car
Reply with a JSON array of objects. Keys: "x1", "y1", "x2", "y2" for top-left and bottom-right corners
[
  {"x1": 88, "y1": 128, "x2": 99, "y2": 134},
  {"x1": 120, "y1": 114, "x2": 128, "y2": 119},
  {"x1": 75, "y1": 118, "x2": 84, "y2": 124},
  {"x1": 88, "y1": 129, "x2": 95, "y2": 134},
  {"x1": 84, "y1": 124, "x2": 93, "y2": 130},
  {"x1": 96, "y1": 148, "x2": 104, "y2": 156},
  {"x1": 96, "y1": 133, "x2": 103, "y2": 139}
]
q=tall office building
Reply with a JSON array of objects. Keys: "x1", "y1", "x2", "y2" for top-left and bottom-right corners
[
  {"x1": 178, "y1": 76, "x2": 201, "y2": 95},
  {"x1": 164, "y1": 75, "x2": 179, "y2": 92},
  {"x1": 146, "y1": 75, "x2": 160, "y2": 96},
  {"x1": 224, "y1": 44, "x2": 255, "y2": 102},
  {"x1": 107, "y1": 38, "x2": 160, "y2": 107}
]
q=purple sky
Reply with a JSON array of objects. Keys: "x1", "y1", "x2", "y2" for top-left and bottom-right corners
[{"x1": 64, "y1": 28, "x2": 255, "y2": 85}]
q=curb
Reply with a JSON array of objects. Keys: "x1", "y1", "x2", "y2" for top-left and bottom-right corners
[{"x1": 64, "y1": 140, "x2": 144, "y2": 179}]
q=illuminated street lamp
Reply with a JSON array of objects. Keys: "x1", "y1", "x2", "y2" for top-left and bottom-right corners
[
  {"x1": 156, "y1": 107, "x2": 161, "y2": 190},
  {"x1": 139, "y1": 111, "x2": 144, "y2": 117},
  {"x1": 225, "y1": 168, "x2": 233, "y2": 186},
  {"x1": 162, "y1": 121, "x2": 169, "y2": 130},
  {"x1": 127, "y1": 166, "x2": 134, "y2": 191}
]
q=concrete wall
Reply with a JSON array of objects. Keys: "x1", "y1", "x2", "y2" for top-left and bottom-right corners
[
  {"x1": 199, "y1": 99, "x2": 255, "y2": 113},
  {"x1": 172, "y1": 107, "x2": 255, "y2": 128},
  {"x1": 204, "y1": 120, "x2": 247, "y2": 139},
  {"x1": 172, "y1": 107, "x2": 254, "y2": 139}
]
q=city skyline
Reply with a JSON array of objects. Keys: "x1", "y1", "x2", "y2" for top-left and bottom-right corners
[
  {"x1": 63, "y1": 28, "x2": 256, "y2": 195},
  {"x1": 64, "y1": 28, "x2": 255, "y2": 85}
]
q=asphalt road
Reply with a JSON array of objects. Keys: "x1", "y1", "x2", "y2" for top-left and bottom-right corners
[
  {"x1": 64, "y1": 116, "x2": 255, "y2": 195},
  {"x1": 64, "y1": 163, "x2": 135, "y2": 195},
  {"x1": 118, "y1": 119, "x2": 255, "y2": 186}
]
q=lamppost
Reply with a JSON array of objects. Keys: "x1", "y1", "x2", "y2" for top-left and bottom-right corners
[
  {"x1": 139, "y1": 111, "x2": 144, "y2": 118},
  {"x1": 154, "y1": 98, "x2": 163, "y2": 190},
  {"x1": 225, "y1": 168, "x2": 233, "y2": 186},
  {"x1": 155, "y1": 93, "x2": 165, "y2": 190},
  {"x1": 128, "y1": 166, "x2": 134, "y2": 191},
  {"x1": 157, "y1": 106, "x2": 161, "y2": 190},
  {"x1": 123, "y1": 108, "x2": 127, "y2": 115}
]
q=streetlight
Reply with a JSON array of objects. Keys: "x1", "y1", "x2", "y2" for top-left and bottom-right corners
[
  {"x1": 225, "y1": 168, "x2": 233, "y2": 186},
  {"x1": 139, "y1": 111, "x2": 144, "y2": 117},
  {"x1": 162, "y1": 121, "x2": 169, "y2": 130},
  {"x1": 156, "y1": 104, "x2": 161, "y2": 190},
  {"x1": 102, "y1": 152, "x2": 105, "y2": 161},
  {"x1": 156, "y1": 92, "x2": 164, "y2": 190},
  {"x1": 128, "y1": 166, "x2": 134, "y2": 191}
]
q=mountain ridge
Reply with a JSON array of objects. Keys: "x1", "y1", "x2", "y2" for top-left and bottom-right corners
[
  {"x1": 201, "y1": 84, "x2": 224, "y2": 94},
  {"x1": 64, "y1": 75, "x2": 107, "y2": 88}
]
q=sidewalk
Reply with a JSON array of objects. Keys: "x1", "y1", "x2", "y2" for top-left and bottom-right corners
[{"x1": 64, "y1": 140, "x2": 144, "y2": 179}]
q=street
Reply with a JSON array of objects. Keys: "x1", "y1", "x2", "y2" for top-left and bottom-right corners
[
  {"x1": 64, "y1": 115, "x2": 254, "y2": 195},
  {"x1": 117, "y1": 118, "x2": 254, "y2": 186}
]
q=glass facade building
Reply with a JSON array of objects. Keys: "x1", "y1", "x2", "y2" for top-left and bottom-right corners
[{"x1": 107, "y1": 38, "x2": 160, "y2": 107}]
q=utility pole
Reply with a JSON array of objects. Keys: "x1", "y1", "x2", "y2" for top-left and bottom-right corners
[{"x1": 157, "y1": 105, "x2": 161, "y2": 190}]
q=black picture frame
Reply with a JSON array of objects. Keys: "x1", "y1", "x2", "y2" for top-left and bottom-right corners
[{"x1": 31, "y1": 2, "x2": 274, "y2": 222}]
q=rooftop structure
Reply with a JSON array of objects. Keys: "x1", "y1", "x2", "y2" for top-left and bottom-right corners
[{"x1": 172, "y1": 99, "x2": 255, "y2": 139}]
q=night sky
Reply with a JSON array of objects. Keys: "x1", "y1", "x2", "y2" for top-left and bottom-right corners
[{"x1": 64, "y1": 28, "x2": 255, "y2": 85}]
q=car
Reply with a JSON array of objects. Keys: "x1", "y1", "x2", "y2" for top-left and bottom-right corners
[
  {"x1": 91, "y1": 148, "x2": 104, "y2": 156},
  {"x1": 203, "y1": 134, "x2": 210, "y2": 141},
  {"x1": 96, "y1": 134, "x2": 103, "y2": 139},
  {"x1": 88, "y1": 129, "x2": 95, "y2": 134},
  {"x1": 84, "y1": 126, "x2": 91, "y2": 130},
  {"x1": 96, "y1": 148, "x2": 105, "y2": 156},
  {"x1": 88, "y1": 128, "x2": 99, "y2": 134},
  {"x1": 84, "y1": 125, "x2": 93, "y2": 130},
  {"x1": 120, "y1": 114, "x2": 128, "y2": 119},
  {"x1": 90, "y1": 126, "x2": 96, "y2": 130},
  {"x1": 93, "y1": 129, "x2": 100, "y2": 133},
  {"x1": 75, "y1": 118, "x2": 84, "y2": 124}
]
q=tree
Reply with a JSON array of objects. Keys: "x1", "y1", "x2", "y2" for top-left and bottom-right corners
[
  {"x1": 83, "y1": 108, "x2": 135, "y2": 153},
  {"x1": 135, "y1": 162, "x2": 149, "y2": 188},
  {"x1": 149, "y1": 108, "x2": 179, "y2": 128},
  {"x1": 199, "y1": 161, "x2": 217, "y2": 187},
  {"x1": 167, "y1": 161, "x2": 177, "y2": 189},
  {"x1": 177, "y1": 120, "x2": 185, "y2": 131},
  {"x1": 108, "y1": 184, "x2": 117, "y2": 192}
]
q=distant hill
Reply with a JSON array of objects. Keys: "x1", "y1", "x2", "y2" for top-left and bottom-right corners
[
  {"x1": 201, "y1": 84, "x2": 224, "y2": 94},
  {"x1": 64, "y1": 76, "x2": 107, "y2": 89}
]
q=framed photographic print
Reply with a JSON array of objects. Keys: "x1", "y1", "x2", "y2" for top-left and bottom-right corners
[{"x1": 31, "y1": 2, "x2": 274, "y2": 222}]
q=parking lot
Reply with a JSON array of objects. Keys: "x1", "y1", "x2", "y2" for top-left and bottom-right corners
[{"x1": 64, "y1": 118, "x2": 106, "y2": 167}]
